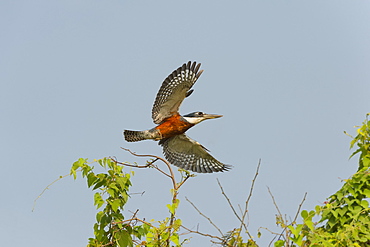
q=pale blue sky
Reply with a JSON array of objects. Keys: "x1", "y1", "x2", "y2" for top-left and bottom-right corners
[{"x1": 1, "y1": 1, "x2": 370, "y2": 246}]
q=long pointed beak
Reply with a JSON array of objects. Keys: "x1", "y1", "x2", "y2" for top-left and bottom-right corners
[{"x1": 203, "y1": 113, "x2": 223, "y2": 119}]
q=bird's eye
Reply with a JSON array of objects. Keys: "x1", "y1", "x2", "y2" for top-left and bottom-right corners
[{"x1": 197, "y1": 112, "x2": 204, "y2": 116}]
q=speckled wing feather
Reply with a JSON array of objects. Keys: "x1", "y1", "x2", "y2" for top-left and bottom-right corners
[
  {"x1": 152, "y1": 61, "x2": 203, "y2": 124},
  {"x1": 159, "y1": 134, "x2": 231, "y2": 173}
]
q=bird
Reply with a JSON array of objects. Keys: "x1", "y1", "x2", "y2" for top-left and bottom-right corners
[{"x1": 124, "y1": 61, "x2": 231, "y2": 173}]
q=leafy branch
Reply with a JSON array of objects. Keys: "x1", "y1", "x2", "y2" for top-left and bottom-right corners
[{"x1": 34, "y1": 114, "x2": 370, "y2": 246}]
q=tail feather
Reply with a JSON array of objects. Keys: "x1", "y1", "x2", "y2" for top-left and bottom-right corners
[{"x1": 124, "y1": 130, "x2": 149, "y2": 142}]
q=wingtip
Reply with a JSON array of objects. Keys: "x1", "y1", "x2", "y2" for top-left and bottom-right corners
[{"x1": 221, "y1": 163, "x2": 233, "y2": 172}]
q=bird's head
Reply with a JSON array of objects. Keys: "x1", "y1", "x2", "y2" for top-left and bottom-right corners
[{"x1": 182, "y1": 111, "x2": 223, "y2": 125}]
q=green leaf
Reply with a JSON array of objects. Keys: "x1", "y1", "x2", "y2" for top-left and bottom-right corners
[
  {"x1": 363, "y1": 189, "x2": 370, "y2": 198},
  {"x1": 165, "y1": 200, "x2": 179, "y2": 215},
  {"x1": 360, "y1": 200, "x2": 369, "y2": 208},
  {"x1": 109, "y1": 199, "x2": 121, "y2": 212},
  {"x1": 274, "y1": 240, "x2": 284, "y2": 247},
  {"x1": 96, "y1": 211, "x2": 104, "y2": 223},
  {"x1": 93, "y1": 176, "x2": 107, "y2": 190},
  {"x1": 107, "y1": 188, "x2": 116, "y2": 197},
  {"x1": 116, "y1": 177, "x2": 128, "y2": 189},
  {"x1": 97, "y1": 159, "x2": 103, "y2": 167},
  {"x1": 135, "y1": 226, "x2": 147, "y2": 239},
  {"x1": 94, "y1": 193, "x2": 104, "y2": 209},
  {"x1": 166, "y1": 204, "x2": 175, "y2": 214},
  {"x1": 160, "y1": 232, "x2": 170, "y2": 241},
  {"x1": 331, "y1": 209, "x2": 338, "y2": 218},
  {"x1": 305, "y1": 220, "x2": 314, "y2": 231},
  {"x1": 352, "y1": 205, "x2": 363, "y2": 216},
  {"x1": 70, "y1": 169, "x2": 77, "y2": 180},
  {"x1": 70, "y1": 158, "x2": 87, "y2": 179},
  {"x1": 173, "y1": 218, "x2": 182, "y2": 228},
  {"x1": 315, "y1": 205, "x2": 322, "y2": 214},
  {"x1": 170, "y1": 233, "x2": 180, "y2": 245},
  {"x1": 338, "y1": 207, "x2": 348, "y2": 217},
  {"x1": 116, "y1": 230, "x2": 132, "y2": 247},
  {"x1": 301, "y1": 210, "x2": 308, "y2": 219},
  {"x1": 87, "y1": 172, "x2": 97, "y2": 187}
]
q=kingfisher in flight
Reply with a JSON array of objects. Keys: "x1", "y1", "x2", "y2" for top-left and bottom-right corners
[{"x1": 124, "y1": 61, "x2": 230, "y2": 173}]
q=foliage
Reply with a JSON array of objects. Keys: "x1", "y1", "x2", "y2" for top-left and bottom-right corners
[
  {"x1": 67, "y1": 153, "x2": 261, "y2": 246},
  {"x1": 39, "y1": 114, "x2": 370, "y2": 246},
  {"x1": 70, "y1": 156, "x2": 190, "y2": 247},
  {"x1": 71, "y1": 157, "x2": 136, "y2": 247},
  {"x1": 283, "y1": 114, "x2": 370, "y2": 247}
]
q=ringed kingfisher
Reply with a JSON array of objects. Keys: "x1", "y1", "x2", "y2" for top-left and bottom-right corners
[{"x1": 124, "y1": 61, "x2": 231, "y2": 173}]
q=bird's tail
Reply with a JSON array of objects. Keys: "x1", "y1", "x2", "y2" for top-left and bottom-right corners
[{"x1": 124, "y1": 130, "x2": 151, "y2": 142}]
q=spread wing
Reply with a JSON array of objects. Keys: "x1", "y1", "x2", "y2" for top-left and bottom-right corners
[
  {"x1": 159, "y1": 134, "x2": 231, "y2": 173},
  {"x1": 152, "y1": 61, "x2": 203, "y2": 124}
]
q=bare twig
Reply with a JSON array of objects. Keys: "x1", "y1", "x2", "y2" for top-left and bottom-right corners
[
  {"x1": 237, "y1": 159, "x2": 261, "y2": 240},
  {"x1": 267, "y1": 186, "x2": 283, "y2": 218},
  {"x1": 130, "y1": 209, "x2": 140, "y2": 223},
  {"x1": 258, "y1": 226, "x2": 281, "y2": 247},
  {"x1": 120, "y1": 148, "x2": 168, "y2": 165},
  {"x1": 185, "y1": 197, "x2": 223, "y2": 236},
  {"x1": 32, "y1": 173, "x2": 71, "y2": 212},
  {"x1": 110, "y1": 155, "x2": 158, "y2": 168},
  {"x1": 267, "y1": 187, "x2": 292, "y2": 246},
  {"x1": 267, "y1": 187, "x2": 286, "y2": 244},
  {"x1": 181, "y1": 225, "x2": 224, "y2": 241},
  {"x1": 216, "y1": 178, "x2": 246, "y2": 228},
  {"x1": 129, "y1": 191, "x2": 145, "y2": 196},
  {"x1": 177, "y1": 173, "x2": 191, "y2": 190},
  {"x1": 237, "y1": 204, "x2": 243, "y2": 216},
  {"x1": 258, "y1": 226, "x2": 282, "y2": 236},
  {"x1": 117, "y1": 147, "x2": 182, "y2": 247},
  {"x1": 292, "y1": 192, "x2": 307, "y2": 225},
  {"x1": 118, "y1": 147, "x2": 177, "y2": 190},
  {"x1": 113, "y1": 217, "x2": 154, "y2": 228},
  {"x1": 150, "y1": 163, "x2": 173, "y2": 179},
  {"x1": 244, "y1": 160, "x2": 261, "y2": 215},
  {"x1": 264, "y1": 190, "x2": 308, "y2": 247}
]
